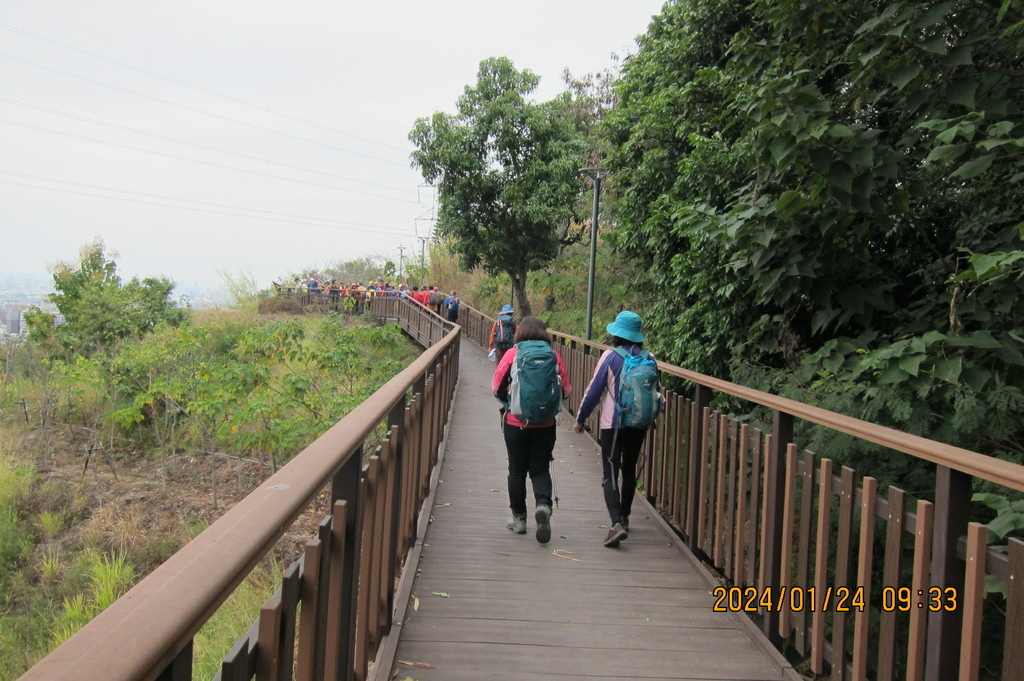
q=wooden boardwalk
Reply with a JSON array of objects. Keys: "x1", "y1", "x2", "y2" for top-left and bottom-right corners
[{"x1": 377, "y1": 338, "x2": 799, "y2": 681}]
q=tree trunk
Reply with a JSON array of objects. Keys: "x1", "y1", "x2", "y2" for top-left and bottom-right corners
[{"x1": 509, "y1": 269, "x2": 532, "y2": 317}]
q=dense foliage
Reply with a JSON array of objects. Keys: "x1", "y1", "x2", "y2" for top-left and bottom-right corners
[
  {"x1": 605, "y1": 0, "x2": 1024, "y2": 463},
  {"x1": 410, "y1": 57, "x2": 589, "y2": 316},
  {"x1": 25, "y1": 239, "x2": 188, "y2": 358},
  {"x1": 1, "y1": 252, "x2": 419, "y2": 675}
]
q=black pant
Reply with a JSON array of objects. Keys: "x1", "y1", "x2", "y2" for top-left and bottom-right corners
[
  {"x1": 503, "y1": 423, "x2": 556, "y2": 516},
  {"x1": 599, "y1": 427, "x2": 647, "y2": 525}
]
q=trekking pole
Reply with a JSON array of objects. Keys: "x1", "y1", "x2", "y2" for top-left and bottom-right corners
[
  {"x1": 550, "y1": 453, "x2": 559, "y2": 509},
  {"x1": 608, "y1": 421, "x2": 620, "y2": 493}
]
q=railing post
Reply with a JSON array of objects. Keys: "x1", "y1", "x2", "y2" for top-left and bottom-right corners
[
  {"x1": 761, "y1": 409, "x2": 793, "y2": 645},
  {"x1": 155, "y1": 640, "x2": 192, "y2": 681},
  {"x1": 330, "y1": 454, "x2": 363, "y2": 681},
  {"x1": 926, "y1": 465, "x2": 971, "y2": 681},
  {"x1": 686, "y1": 384, "x2": 711, "y2": 551}
]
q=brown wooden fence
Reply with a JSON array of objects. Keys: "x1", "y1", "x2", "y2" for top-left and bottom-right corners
[
  {"x1": 20, "y1": 298, "x2": 458, "y2": 681},
  {"x1": 22, "y1": 298, "x2": 1024, "y2": 681},
  {"x1": 458, "y1": 303, "x2": 1024, "y2": 681}
]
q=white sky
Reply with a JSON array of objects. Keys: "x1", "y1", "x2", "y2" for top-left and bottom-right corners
[{"x1": 1, "y1": 0, "x2": 665, "y2": 290}]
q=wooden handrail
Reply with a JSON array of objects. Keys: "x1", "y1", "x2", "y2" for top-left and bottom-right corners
[
  {"x1": 530, "y1": 327, "x2": 1024, "y2": 492},
  {"x1": 21, "y1": 299, "x2": 460, "y2": 681}
]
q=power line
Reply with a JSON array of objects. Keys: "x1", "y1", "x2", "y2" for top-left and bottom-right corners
[
  {"x1": 0, "y1": 178, "x2": 416, "y2": 237},
  {"x1": 0, "y1": 22, "x2": 409, "y2": 153},
  {"x1": 0, "y1": 117, "x2": 416, "y2": 203},
  {"x1": 0, "y1": 96, "x2": 414, "y2": 196},
  {"x1": 146, "y1": 0, "x2": 417, "y2": 125},
  {"x1": 69, "y1": 0, "x2": 392, "y2": 129},
  {"x1": 0, "y1": 170, "x2": 411, "y2": 231},
  {"x1": 0, "y1": 53, "x2": 407, "y2": 167}
]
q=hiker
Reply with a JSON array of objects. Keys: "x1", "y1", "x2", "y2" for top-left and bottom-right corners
[
  {"x1": 488, "y1": 304, "x2": 517, "y2": 365},
  {"x1": 430, "y1": 286, "x2": 444, "y2": 315},
  {"x1": 573, "y1": 311, "x2": 662, "y2": 548},
  {"x1": 491, "y1": 316, "x2": 571, "y2": 544},
  {"x1": 444, "y1": 290, "x2": 460, "y2": 323}
]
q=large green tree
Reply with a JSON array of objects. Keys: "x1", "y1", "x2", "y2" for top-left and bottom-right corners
[
  {"x1": 409, "y1": 57, "x2": 588, "y2": 316},
  {"x1": 27, "y1": 239, "x2": 189, "y2": 358},
  {"x1": 606, "y1": 0, "x2": 1024, "y2": 455}
]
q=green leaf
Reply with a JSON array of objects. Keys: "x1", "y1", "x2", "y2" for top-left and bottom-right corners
[
  {"x1": 770, "y1": 134, "x2": 797, "y2": 163},
  {"x1": 775, "y1": 190, "x2": 805, "y2": 216},
  {"x1": 946, "y1": 77, "x2": 977, "y2": 108},
  {"x1": 827, "y1": 161, "x2": 854, "y2": 194},
  {"x1": 898, "y1": 353, "x2": 926, "y2": 377},
  {"x1": 932, "y1": 356, "x2": 962, "y2": 383},
  {"x1": 926, "y1": 144, "x2": 968, "y2": 163},
  {"x1": 950, "y1": 154, "x2": 995, "y2": 180},
  {"x1": 878, "y1": 362, "x2": 909, "y2": 384},
  {"x1": 943, "y1": 44, "x2": 974, "y2": 67},
  {"x1": 987, "y1": 512, "x2": 1024, "y2": 540},
  {"x1": 890, "y1": 63, "x2": 922, "y2": 90},
  {"x1": 973, "y1": 492, "x2": 1010, "y2": 510},
  {"x1": 828, "y1": 124, "x2": 854, "y2": 138},
  {"x1": 960, "y1": 365, "x2": 991, "y2": 391}
]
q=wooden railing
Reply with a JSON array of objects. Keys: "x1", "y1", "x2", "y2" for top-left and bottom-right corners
[
  {"x1": 459, "y1": 303, "x2": 1024, "y2": 681},
  {"x1": 23, "y1": 297, "x2": 1024, "y2": 681},
  {"x1": 20, "y1": 298, "x2": 458, "y2": 681}
]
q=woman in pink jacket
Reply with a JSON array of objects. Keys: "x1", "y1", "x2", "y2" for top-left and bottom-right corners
[{"x1": 491, "y1": 316, "x2": 571, "y2": 544}]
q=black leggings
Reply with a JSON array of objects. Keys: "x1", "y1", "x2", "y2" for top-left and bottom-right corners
[
  {"x1": 504, "y1": 423, "x2": 556, "y2": 516},
  {"x1": 599, "y1": 427, "x2": 647, "y2": 525}
]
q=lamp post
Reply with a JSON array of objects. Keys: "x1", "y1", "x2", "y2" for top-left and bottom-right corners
[
  {"x1": 579, "y1": 166, "x2": 607, "y2": 340},
  {"x1": 397, "y1": 246, "x2": 405, "y2": 282},
  {"x1": 417, "y1": 236, "x2": 428, "y2": 289}
]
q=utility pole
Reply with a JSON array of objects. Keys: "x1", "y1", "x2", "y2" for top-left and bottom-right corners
[
  {"x1": 397, "y1": 246, "x2": 406, "y2": 282},
  {"x1": 417, "y1": 236, "x2": 428, "y2": 289},
  {"x1": 579, "y1": 167, "x2": 608, "y2": 341}
]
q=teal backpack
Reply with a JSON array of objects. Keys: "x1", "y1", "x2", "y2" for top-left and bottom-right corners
[
  {"x1": 613, "y1": 348, "x2": 661, "y2": 428},
  {"x1": 508, "y1": 340, "x2": 562, "y2": 423}
]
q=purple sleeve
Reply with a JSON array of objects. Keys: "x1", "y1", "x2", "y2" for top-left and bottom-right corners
[{"x1": 575, "y1": 350, "x2": 616, "y2": 423}]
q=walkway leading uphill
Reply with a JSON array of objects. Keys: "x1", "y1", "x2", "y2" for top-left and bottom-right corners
[{"x1": 378, "y1": 337, "x2": 797, "y2": 681}]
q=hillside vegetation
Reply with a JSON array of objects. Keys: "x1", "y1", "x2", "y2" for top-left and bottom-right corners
[{"x1": 0, "y1": 245, "x2": 418, "y2": 677}]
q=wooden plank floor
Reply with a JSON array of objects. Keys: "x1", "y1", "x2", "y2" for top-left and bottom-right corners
[{"x1": 381, "y1": 338, "x2": 799, "y2": 681}]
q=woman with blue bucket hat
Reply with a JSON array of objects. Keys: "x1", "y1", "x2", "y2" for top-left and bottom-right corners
[{"x1": 574, "y1": 311, "x2": 662, "y2": 547}]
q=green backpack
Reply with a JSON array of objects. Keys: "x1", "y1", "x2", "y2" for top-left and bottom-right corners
[{"x1": 508, "y1": 340, "x2": 562, "y2": 423}]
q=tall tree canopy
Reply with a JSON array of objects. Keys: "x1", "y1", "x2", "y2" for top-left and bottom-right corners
[
  {"x1": 27, "y1": 239, "x2": 188, "y2": 358},
  {"x1": 606, "y1": 0, "x2": 1024, "y2": 455},
  {"x1": 409, "y1": 57, "x2": 588, "y2": 316}
]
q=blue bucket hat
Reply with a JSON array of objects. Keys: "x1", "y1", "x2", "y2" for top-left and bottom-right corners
[
  {"x1": 606, "y1": 311, "x2": 645, "y2": 343},
  {"x1": 500, "y1": 304, "x2": 513, "y2": 313}
]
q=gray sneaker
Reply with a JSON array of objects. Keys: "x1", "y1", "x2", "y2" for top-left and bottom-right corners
[
  {"x1": 603, "y1": 523, "x2": 628, "y2": 548},
  {"x1": 506, "y1": 514, "x2": 527, "y2": 534},
  {"x1": 535, "y1": 504, "x2": 552, "y2": 544}
]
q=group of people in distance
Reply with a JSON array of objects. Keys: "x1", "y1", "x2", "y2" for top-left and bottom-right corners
[
  {"x1": 489, "y1": 307, "x2": 661, "y2": 548},
  {"x1": 282, "y1": 277, "x2": 461, "y2": 321}
]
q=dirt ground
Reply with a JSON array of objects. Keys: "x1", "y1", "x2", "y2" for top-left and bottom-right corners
[{"x1": 19, "y1": 425, "x2": 331, "y2": 574}]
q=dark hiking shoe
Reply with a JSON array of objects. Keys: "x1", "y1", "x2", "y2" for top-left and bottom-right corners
[
  {"x1": 535, "y1": 504, "x2": 552, "y2": 544},
  {"x1": 506, "y1": 514, "x2": 527, "y2": 534},
  {"x1": 603, "y1": 523, "x2": 628, "y2": 548}
]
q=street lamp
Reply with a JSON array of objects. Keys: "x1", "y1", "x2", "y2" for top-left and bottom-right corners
[
  {"x1": 579, "y1": 166, "x2": 607, "y2": 341},
  {"x1": 417, "y1": 236, "x2": 428, "y2": 289}
]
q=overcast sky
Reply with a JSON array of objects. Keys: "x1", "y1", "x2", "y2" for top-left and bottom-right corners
[{"x1": 1, "y1": 0, "x2": 665, "y2": 291}]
